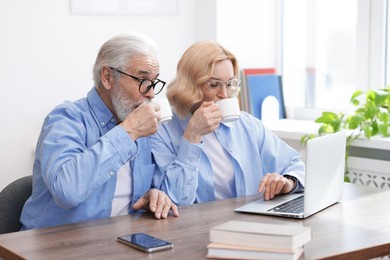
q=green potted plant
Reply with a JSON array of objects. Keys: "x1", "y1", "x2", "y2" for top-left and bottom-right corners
[{"x1": 301, "y1": 87, "x2": 390, "y2": 182}]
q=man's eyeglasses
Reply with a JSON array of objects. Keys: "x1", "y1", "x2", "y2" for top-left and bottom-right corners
[
  {"x1": 109, "y1": 67, "x2": 166, "y2": 95},
  {"x1": 207, "y1": 78, "x2": 241, "y2": 97}
]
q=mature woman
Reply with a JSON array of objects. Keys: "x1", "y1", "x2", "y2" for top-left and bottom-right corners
[{"x1": 151, "y1": 41, "x2": 305, "y2": 206}]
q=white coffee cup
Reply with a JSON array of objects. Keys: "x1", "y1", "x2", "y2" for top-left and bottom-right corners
[
  {"x1": 216, "y1": 98, "x2": 241, "y2": 122},
  {"x1": 152, "y1": 98, "x2": 173, "y2": 123}
]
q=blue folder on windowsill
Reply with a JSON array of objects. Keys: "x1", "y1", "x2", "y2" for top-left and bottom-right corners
[{"x1": 246, "y1": 74, "x2": 286, "y2": 120}]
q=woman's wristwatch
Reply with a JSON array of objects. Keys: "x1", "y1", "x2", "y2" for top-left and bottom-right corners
[{"x1": 284, "y1": 175, "x2": 298, "y2": 192}]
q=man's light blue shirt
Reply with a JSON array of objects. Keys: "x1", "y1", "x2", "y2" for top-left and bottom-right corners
[
  {"x1": 21, "y1": 88, "x2": 157, "y2": 230},
  {"x1": 151, "y1": 112, "x2": 305, "y2": 206}
]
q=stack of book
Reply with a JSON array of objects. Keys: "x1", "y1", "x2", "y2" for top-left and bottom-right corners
[{"x1": 207, "y1": 220, "x2": 312, "y2": 260}]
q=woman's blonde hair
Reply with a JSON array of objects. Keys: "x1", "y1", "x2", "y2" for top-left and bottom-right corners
[{"x1": 167, "y1": 40, "x2": 239, "y2": 118}]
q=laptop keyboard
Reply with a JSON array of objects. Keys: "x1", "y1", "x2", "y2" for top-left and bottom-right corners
[{"x1": 268, "y1": 195, "x2": 304, "y2": 214}]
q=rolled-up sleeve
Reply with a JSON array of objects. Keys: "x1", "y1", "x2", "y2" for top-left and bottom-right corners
[{"x1": 152, "y1": 126, "x2": 203, "y2": 205}]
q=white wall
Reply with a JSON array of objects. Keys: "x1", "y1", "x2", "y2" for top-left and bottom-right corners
[
  {"x1": 0, "y1": 0, "x2": 277, "y2": 190},
  {"x1": 0, "y1": 0, "x2": 196, "y2": 190},
  {"x1": 216, "y1": 0, "x2": 278, "y2": 68}
]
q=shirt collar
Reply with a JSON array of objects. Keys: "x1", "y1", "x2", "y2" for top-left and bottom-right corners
[
  {"x1": 87, "y1": 87, "x2": 116, "y2": 128},
  {"x1": 220, "y1": 120, "x2": 236, "y2": 128}
]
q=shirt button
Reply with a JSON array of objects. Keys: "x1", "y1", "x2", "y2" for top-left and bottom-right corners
[
  {"x1": 101, "y1": 122, "x2": 105, "y2": 126},
  {"x1": 110, "y1": 171, "x2": 114, "y2": 176}
]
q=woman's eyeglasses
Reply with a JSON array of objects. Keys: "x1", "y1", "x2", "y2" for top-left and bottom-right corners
[{"x1": 207, "y1": 78, "x2": 241, "y2": 97}]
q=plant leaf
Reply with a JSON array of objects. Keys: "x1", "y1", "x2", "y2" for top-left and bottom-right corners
[
  {"x1": 319, "y1": 124, "x2": 336, "y2": 134},
  {"x1": 378, "y1": 123, "x2": 389, "y2": 136},
  {"x1": 378, "y1": 111, "x2": 389, "y2": 123},
  {"x1": 347, "y1": 115, "x2": 365, "y2": 129},
  {"x1": 365, "y1": 100, "x2": 378, "y2": 119},
  {"x1": 350, "y1": 90, "x2": 363, "y2": 104},
  {"x1": 315, "y1": 112, "x2": 339, "y2": 124},
  {"x1": 374, "y1": 89, "x2": 390, "y2": 106},
  {"x1": 371, "y1": 121, "x2": 379, "y2": 136},
  {"x1": 362, "y1": 124, "x2": 372, "y2": 138},
  {"x1": 366, "y1": 90, "x2": 376, "y2": 102}
]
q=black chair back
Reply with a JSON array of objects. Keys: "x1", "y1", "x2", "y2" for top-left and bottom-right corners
[{"x1": 0, "y1": 175, "x2": 33, "y2": 234}]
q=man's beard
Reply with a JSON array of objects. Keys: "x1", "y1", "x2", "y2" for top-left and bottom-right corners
[{"x1": 111, "y1": 82, "x2": 150, "y2": 122}]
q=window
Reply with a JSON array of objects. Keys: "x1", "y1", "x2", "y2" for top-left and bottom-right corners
[{"x1": 282, "y1": 0, "x2": 387, "y2": 118}]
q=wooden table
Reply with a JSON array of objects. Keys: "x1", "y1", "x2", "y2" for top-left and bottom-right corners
[{"x1": 1, "y1": 183, "x2": 390, "y2": 259}]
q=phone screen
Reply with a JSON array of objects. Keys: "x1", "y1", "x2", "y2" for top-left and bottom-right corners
[{"x1": 117, "y1": 233, "x2": 173, "y2": 253}]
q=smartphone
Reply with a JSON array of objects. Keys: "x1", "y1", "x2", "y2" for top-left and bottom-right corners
[{"x1": 117, "y1": 233, "x2": 173, "y2": 253}]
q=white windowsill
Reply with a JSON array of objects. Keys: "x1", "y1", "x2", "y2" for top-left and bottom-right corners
[{"x1": 263, "y1": 119, "x2": 390, "y2": 151}]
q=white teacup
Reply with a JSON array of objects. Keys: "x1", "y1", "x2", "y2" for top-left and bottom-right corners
[
  {"x1": 152, "y1": 98, "x2": 173, "y2": 123},
  {"x1": 216, "y1": 98, "x2": 241, "y2": 122}
]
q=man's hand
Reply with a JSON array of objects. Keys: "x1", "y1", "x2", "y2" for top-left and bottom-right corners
[
  {"x1": 258, "y1": 173, "x2": 295, "y2": 200},
  {"x1": 183, "y1": 101, "x2": 222, "y2": 143},
  {"x1": 132, "y1": 189, "x2": 179, "y2": 219},
  {"x1": 120, "y1": 103, "x2": 160, "y2": 141}
]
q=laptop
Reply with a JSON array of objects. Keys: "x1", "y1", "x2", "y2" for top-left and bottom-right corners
[{"x1": 235, "y1": 130, "x2": 347, "y2": 219}]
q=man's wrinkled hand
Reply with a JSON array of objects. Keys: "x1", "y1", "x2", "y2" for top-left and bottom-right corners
[{"x1": 132, "y1": 189, "x2": 179, "y2": 219}]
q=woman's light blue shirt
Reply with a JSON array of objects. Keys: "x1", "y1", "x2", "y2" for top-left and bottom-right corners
[
  {"x1": 151, "y1": 112, "x2": 305, "y2": 206},
  {"x1": 20, "y1": 88, "x2": 156, "y2": 230}
]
